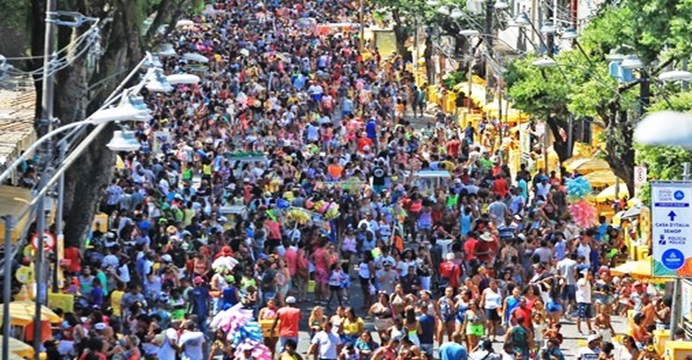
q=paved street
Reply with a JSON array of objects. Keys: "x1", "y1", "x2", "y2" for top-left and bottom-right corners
[{"x1": 290, "y1": 279, "x2": 628, "y2": 358}]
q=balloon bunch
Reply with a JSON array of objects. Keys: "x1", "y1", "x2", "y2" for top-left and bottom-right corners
[
  {"x1": 566, "y1": 176, "x2": 598, "y2": 228},
  {"x1": 566, "y1": 177, "x2": 593, "y2": 200},
  {"x1": 210, "y1": 304, "x2": 272, "y2": 359},
  {"x1": 569, "y1": 200, "x2": 599, "y2": 228}
]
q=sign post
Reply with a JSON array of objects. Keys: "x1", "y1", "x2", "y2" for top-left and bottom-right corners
[{"x1": 651, "y1": 181, "x2": 692, "y2": 277}]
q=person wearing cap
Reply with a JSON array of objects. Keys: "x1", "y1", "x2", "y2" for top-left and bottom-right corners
[
  {"x1": 375, "y1": 260, "x2": 399, "y2": 295},
  {"x1": 272, "y1": 296, "x2": 302, "y2": 351},
  {"x1": 188, "y1": 276, "x2": 211, "y2": 334},
  {"x1": 439, "y1": 252, "x2": 461, "y2": 291},
  {"x1": 576, "y1": 334, "x2": 602, "y2": 360}
]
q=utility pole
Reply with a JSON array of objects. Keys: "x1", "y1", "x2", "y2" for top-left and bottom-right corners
[
  {"x1": 484, "y1": 0, "x2": 495, "y2": 103},
  {"x1": 35, "y1": 0, "x2": 57, "y2": 357},
  {"x1": 670, "y1": 163, "x2": 691, "y2": 338}
]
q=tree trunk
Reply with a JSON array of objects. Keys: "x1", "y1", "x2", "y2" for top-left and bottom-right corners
[
  {"x1": 62, "y1": 0, "x2": 146, "y2": 247},
  {"x1": 423, "y1": 33, "x2": 434, "y2": 85},
  {"x1": 393, "y1": 23, "x2": 409, "y2": 62},
  {"x1": 603, "y1": 111, "x2": 637, "y2": 198},
  {"x1": 30, "y1": 0, "x2": 142, "y2": 246},
  {"x1": 391, "y1": 10, "x2": 410, "y2": 62},
  {"x1": 546, "y1": 115, "x2": 573, "y2": 165}
]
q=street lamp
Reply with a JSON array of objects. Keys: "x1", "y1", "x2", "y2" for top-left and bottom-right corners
[
  {"x1": 167, "y1": 73, "x2": 202, "y2": 85},
  {"x1": 437, "y1": 5, "x2": 451, "y2": 16},
  {"x1": 532, "y1": 56, "x2": 557, "y2": 68},
  {"x1": 107, "y1": 130, "x2": 142, "y2": 152},
  {"x1": 514, "y1": 13, "x2": 531, "y2": 26},
  {"x1": 494, "y1": 0, "x2": 509, "y2": 10},
  {"x1": 620, "y1": 55, "x2": 643, "y2": 69},
  {"x1": 561, "y1": 28, "x2": 578, "y2": 40},
  {"x1": 450, "y1": 8, "x2": 464, "y2": 19},
  {"x1": 158, "y1": 43, "x2": 177, "y2": 57},
  {"x1": 634, "y1": 111, "x2": 692, "y2": 148},
  {"x1": 459, "y1": 29, "x2": 480, "y2": 36},
  {"x1": 146, "y1": 68, "x2": 174, "y2": 93},
  {"x1": 540, "y1": 22, "x2": 557, "y2": 35},
  {"x1": 658, "y1": 70, "x2": 692, "y2": 82}
]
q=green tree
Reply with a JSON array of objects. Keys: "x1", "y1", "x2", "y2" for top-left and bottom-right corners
[
  {"x1": 506, "y1": 0, "x2": 692, "y2": 196},
  {"x1": 504, "y1": 53, "x2": 575, "y2": 164},
  {"x1": 635, "y1": 92, "x2": 692, "y2": 205},
  {"x1": 17, "y1": 0, "x2": 199, "y2": 246},
  {"x1": 371, "y1": 0, "x2": 483, "y2": 82}
]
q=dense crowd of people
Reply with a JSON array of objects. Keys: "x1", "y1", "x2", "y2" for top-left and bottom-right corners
[{"x1": 18, "y1": 0, "x2": 676, "y2": 360}]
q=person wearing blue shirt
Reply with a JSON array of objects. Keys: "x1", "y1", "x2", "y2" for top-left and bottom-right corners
[
  {"x1": 189, "y1": 277, "x2": 211, "y2": 333},
  {"x1": 439, "y1": 332, "x2": 467, "y2": 360},
  {"x1": 418, "y1": 305, "x2": 436, "y2": 357},
  {"x1": 595, "y1": 216, "x2": 608, "y2": 242},
  {"x1": 517, "y1": 176, "x2": 529, "y2": 200},
  {"x1": 366, "y1": 118, "x2": 377, "y2": 141}
]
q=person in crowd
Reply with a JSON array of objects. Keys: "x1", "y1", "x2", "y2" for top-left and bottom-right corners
[{"x1": 30, "y1": 0, "x2": 649, "y2": 358}]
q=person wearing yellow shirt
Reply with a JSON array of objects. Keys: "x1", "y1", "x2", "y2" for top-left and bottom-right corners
[
  {"x1": 109, "y1": 282, "x2": 126, "y2": 317},
  {"x1": 341, "y1": 308, "x2": 364, "y2": 343}
]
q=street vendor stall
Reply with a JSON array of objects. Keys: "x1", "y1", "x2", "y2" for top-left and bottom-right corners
[{"x1": 404, "y1": 170, "x2": 451, "y2": 196}]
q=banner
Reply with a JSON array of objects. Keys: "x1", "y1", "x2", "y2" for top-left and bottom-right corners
[{"x1": 651, "y1": 181, "x2": 692, "y2": 277}]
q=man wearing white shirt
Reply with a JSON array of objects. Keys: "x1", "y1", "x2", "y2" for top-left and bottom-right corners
[
  {"x1": 535, "y1": 177, "x2": 551, "y2": 199},
  {"x1": 575, "y1": 271, "x2": 593, "y2": 334},
  {"x1": 308, "y1": 321, "x2": 341, "y2": 360},
  {"x1": 178, "y1": 322, "x2": 205, "y2": 360},
  {"x1": 157, "y1": 321, "x2": 180, "y2": 360}
]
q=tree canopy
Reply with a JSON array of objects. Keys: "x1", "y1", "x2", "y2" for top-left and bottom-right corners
[{"x1": 504, "y1": 0, "x2": 692, "y2": 196}]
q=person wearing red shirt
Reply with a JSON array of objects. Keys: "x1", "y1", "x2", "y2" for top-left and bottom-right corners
[
  {"x1": 271, "y1": 296, "x2": 301, "y2": 348},
  {"x1": 63, "y1": 246, "x2": 82, "y2": 274},
  {"x1": 463, "y1": 233, "x2": 479, "y2": 265},
  {"x1": 446, "y1": 139, "x2": 461, "y2": 159},
  {"x1": 512, "y1": 298, "x2": 533, "y2": 329},
  {"x1": 356, "y1": 135, "x2": 373, "y2": 153},
  {"x1": 476, "y1": 232, "x2": 499, "y2": 266},
  {"x1": 492, "y1": 174, "x2": 509, "y2": 198},
  {"x1": 439, "y1": 253, "x2": 462, "y2": 289}
]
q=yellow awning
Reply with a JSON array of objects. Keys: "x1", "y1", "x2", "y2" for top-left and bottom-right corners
[
  {"x1": 567, "y1": 158, "x2": 610, "y2": 173},
  {"x1": 596, "y1": 183, "x2": 631, "y2": 202},
  {"x1": 0, "y1": 336, "x2": 34, "y2": 358},
  {"x1": 582, "y1": 170, "x2": 620, "y2": 187},
  {"x1": 610, "y1": 258, "x2": 653, "y2": 278},
  {"x1": 453, "y1": 82, "x2": 486, "y2": 104},
  {"x1": 0, "y1": 301, "x2": 62, "y2": 327}
]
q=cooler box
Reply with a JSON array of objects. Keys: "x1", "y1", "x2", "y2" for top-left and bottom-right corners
[
  {"x1": 259, "y1": 319, "x2": 279, "y2": 338},
  {"x1": 663, "y1": 340, "x2": 692, "y2": 359},
  {"x1": 92, "y1": 213, "x2": 108, "y2": 232},
  {"x1": 653, "y1": 329, "x2": 670, "y2": 355}
]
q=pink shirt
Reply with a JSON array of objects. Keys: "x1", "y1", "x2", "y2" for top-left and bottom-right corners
[
  {"x1": 313, "y1": 247, "x2": 329, "y2": 272},
  {"x1": 266, "y1": 220, "x2": 281, "y2": 240},
  {"x1": 284, "y1": 247, "x2": 298, "y2": 277}
]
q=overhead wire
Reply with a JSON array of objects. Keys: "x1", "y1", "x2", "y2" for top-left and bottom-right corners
[{"x1": 3, "y1": 19, "x2": 101, "y2": 80}]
